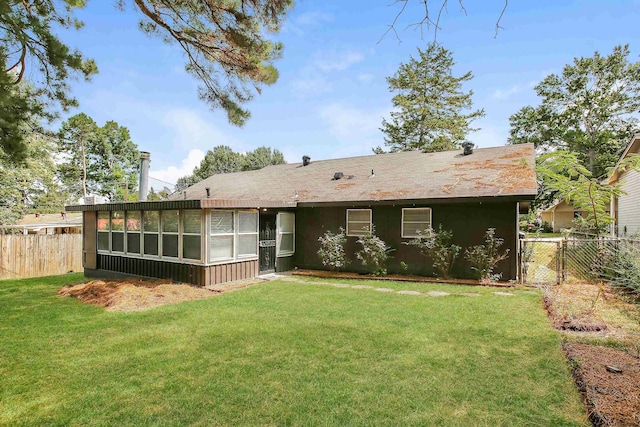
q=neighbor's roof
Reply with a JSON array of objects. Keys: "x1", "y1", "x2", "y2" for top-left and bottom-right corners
[
  {"x1": 173, "y1": 144, "x2": 537, "y2": 205},
  {"x1": 605, "y1": 134, "x2": 640, "y2": 185},
  {"x1": 0, "y1": 212, "x2": 83, "y2": 230}
]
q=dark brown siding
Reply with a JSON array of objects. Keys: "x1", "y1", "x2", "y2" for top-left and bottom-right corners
[
  {"x1": 294, "y1": 201, "x2": 519, "y2": 280},
  {"x1": 94, "y1": 254, "x2": 258, "y2": 286},
  {"x1": 276, "y1": 256, "x2": 295, "y2": 273},
  {"x1": 83, "y1": 211, "x2": 97, "y2": 270}
]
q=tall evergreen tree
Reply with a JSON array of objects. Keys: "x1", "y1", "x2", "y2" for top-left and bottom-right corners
[{"x1": 379, "y1": 43, "x2": 485, "y2": 153}]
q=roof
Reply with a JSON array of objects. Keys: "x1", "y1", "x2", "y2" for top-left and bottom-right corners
[
  {"x1": 0, "y1": 212, "x2": 83, "y2": 230},
  {"x1": 605, "y1": 134, "x2": 640, "y2": 185},
  {"x1": 173, "y1": 144, "x2": 537, "y2": 205}
]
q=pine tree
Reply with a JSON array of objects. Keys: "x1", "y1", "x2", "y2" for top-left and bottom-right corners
[{"x1": 379, "y1": 43, "x2": 485, "y2": 153}]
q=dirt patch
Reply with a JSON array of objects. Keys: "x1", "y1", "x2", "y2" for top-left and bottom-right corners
[
  {"x1": 565, "y1": 343, "x2": 640, "y2": 426},
  {"x1": 58, "y1": 278, "x2": 263, "y2": 311}
]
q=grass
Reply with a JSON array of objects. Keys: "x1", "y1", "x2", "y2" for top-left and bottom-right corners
[{"x1": 0, "y1": 274, "x2": 587, "y2": 426}]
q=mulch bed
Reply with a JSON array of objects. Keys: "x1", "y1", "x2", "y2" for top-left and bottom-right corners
[
  {"x1": 564, "y1": 343, "x2": 640, "y2": 426},
  {"x1": 292, "y1": 269, "x2": 515, "y2": 287}
]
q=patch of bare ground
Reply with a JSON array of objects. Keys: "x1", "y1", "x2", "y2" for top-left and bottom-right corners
[
  {"x1": 544, "y1": 281, "x2": 640, "y2": 426},
  {"x1": 58, "y1": 278, "x2": 265, "y2": 311}
]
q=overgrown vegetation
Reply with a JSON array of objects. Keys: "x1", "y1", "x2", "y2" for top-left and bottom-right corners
[
  {"x1": 355, "y1": 226, "x2": 393, "y2": 276},
  {"x1": 317, "y1": 228, "x2": 349, "y2": 271},
  {"x1": 404, "y1": 225, "x2": 460, "y2": 279},
  {"x1": 465, "y1": 228, "x2": 510, "y2": 281}
]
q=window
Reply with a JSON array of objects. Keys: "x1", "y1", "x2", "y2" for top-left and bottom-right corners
[
  {"x1": 182, "y1": 210, "x2": 202, "y2": 260},
  {"x1": 277, "y1": 212, "x2": 295, "y2": 256},
  {"x1": 237, "y1": 211, "x2": 258, "y2": 257},
  {"x1": 97, "y1": 211, "x2": 110, "y2": 251},
  {"x1": 210, "y1": 211, "x2": 234, "y2": 261},
  {"x1": 143, "y1": 211, "x2": 159, "y2": 256},
  {"x1": 162, "y1": 210, "x2": 179, "y2": 258},
  {"x1": 402, "y1": 208, "x2": 432, "y2": 238},
  {"x1": 126, "y1": 211, "x2": 141, "y2": 254},
  {"x1": 111, "y1": 211, "x2": 125, "y2": 252},
  {"x1": 346, "y1": 209, "x2": 372, "y2": 236}
]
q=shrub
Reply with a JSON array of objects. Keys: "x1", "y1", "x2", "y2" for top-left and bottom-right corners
[
  {"x1": 464, "y1": 228, "x2": 510, "y2": 282},
  {"x1": 404, "y1": 225, "x2": 460, "y2": 279},
  {"x1": 355, "y1": 225, "x2": 393, "y2": 276},
  {"x1": 317, "y1": 228, "x2": 349, "y2": 271},
  {"x1": 610, "y1": 241, "x2": 640, "y2": 294}
]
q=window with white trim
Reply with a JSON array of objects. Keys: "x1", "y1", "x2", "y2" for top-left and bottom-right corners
[
  {"x1": 162, "y1": 210, "x2": 179, "y2": 258},
  {"x1": 126, "y1": 211, "x2": 141, "y2": 254},
  {"x1": 401, "y1": 208, "x2": 432, "y2": 238},
  {"x1": 210, "y1": 211, "x2": 234, "y2": 262},
  {"x1": 97, "y1": 211, "x2": 110, "y2": 251},
  {"x1": 237, "y1": 211, "x2": 258, "y2": 257},
  {"x1": 346, "y1": 209, "x2": 372, "y2": 236},
  {"x1": 182, "y1": 210, "x2": 202, "y2": 260},
  {"x1": 143, "y1": 211, "x2": 159, "y2": 256},
  {"x1": 111, "y1": 211, "x2": 125, "y2": 252},
  {"x1": 277, "y1": 212, "x2": 295, "y2": 256}
]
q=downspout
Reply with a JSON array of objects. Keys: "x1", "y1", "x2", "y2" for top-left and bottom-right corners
[{"x1": 139, "y1": 151, "x2": 151, "y2": 201}]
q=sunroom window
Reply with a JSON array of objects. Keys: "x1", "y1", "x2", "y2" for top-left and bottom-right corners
[
  {"x1": 277, "y1": 212, "x2": 295, "y2": 256},
  {"x1": 143, "y1": 211, "x2": 159, "y2": 256},
  {"x1": 237, "y1": 211, "x2": 258, "y2": 257},
  {"x1": 210, "y1": 211, "x2": 234, "y2": 262},
  {"x1": 126, "y1": 211, "x2": 141, "y2": 254},
  {"x1": 162, "y1": 210, "x2": 179, "y2": 258},
  {"x1": 182, "y1": 210, "x2": 202, "y2": 260},
  {"x1": 97, "y1": 211, "x2": 110, "y2": 251},
  {"x1": 111, "y1": 211, "x2": 125, "y2": 252}
]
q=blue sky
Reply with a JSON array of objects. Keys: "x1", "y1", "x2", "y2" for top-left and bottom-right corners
[{"x1": 60, "y1": 0, "x2": 640, "y2": 185}]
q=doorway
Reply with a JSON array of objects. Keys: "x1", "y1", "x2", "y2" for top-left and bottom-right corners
[{"x1": 259, "y1": 213, "x2": 276, "y2": 273}]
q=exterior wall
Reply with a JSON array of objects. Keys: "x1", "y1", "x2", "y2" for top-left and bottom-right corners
[
  {"x1": 295, "y1": 201, "x2": 519, "y2": 280},
  {"x1": 551, "y1": 211, "x2": 574, "y2": 232},
  {"x1": 90, "y1": 254, "x2": 258, "y2": 286},
  {"x1": 618, "y1": 168, "x2": 640, "y2": 236}
]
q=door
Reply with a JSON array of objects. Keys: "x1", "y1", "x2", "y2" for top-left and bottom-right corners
[{"x1": 259, "y1": 213, "x2": 276, "y2": 273}]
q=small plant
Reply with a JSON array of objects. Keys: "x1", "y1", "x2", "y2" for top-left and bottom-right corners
[
  {"x1": 400, "y1": 261, "x2": 409, "y2": 273},
  {"x1": 317, "y1": 228, "x2": 349, "y2": 271},
  {"x1": 355, "y1": 225, "x2": 393, "y2": 276},
  {"x1": 464, "y1": 228, "x2": 510, "y2": 282},
  {"x1": 404, "y1": 225, "x2": 460, "y2": 279}
]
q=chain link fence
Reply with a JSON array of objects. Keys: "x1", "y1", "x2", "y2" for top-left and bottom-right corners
[{"x1": 520, "y1": 232, "x2": 640, "y2": 292}]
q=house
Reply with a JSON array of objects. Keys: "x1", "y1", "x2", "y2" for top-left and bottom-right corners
[
  {"x1": 539, "y1": 200, "x2": 610, "y2": 233},
  {"x1": 0, "y1": 212, "x2": 83, "y2": 235},
  {"x1": 606, "y1": 134, "x2": 640, "y2": 237},
  {"x1": 67, "y1": 144, "x2": 537, "y2": 285}
]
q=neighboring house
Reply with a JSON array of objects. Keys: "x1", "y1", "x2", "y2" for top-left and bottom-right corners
[
  {"x1": 67, "y1": 144, "x2": 537, "y2": 285},
  {"x1": 0, "y1": 212, "x2": 83, "y2": 235},
  {"x1": 539, "y1": 200, "x2": 609, "y2": 233},
  {"x1": 606, "y1": 134, "x2": 640, "y2": 237}
]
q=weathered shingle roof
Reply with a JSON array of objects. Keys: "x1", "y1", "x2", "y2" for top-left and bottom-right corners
[{"x1": 173, "y1": 144, "x2": 537, "y2": 204}]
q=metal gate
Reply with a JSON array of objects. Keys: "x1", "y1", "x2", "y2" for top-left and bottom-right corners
[
  {"x1": 519, "y1": 238, "x2": 563, "y2": 285},
  {"x1": 259, "y1": 213, "x2": 276, "y2": 273}
]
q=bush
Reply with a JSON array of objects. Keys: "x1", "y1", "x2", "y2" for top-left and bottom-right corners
[
  {"x1": 610, "y1": 241, "x2": 640, "y2": 294},
  {"x1": 317, "y1": 228, "x2": 349, "y2": 271},
  {"x1": 355, "y1": 226, "x2": 393, "y2": 276},
  {"x1": 464, "y1": 228, "x2": 510, "y2": 282},
  {"x1": 404, "y1": 225, "x2": 460, "y2": 279}
]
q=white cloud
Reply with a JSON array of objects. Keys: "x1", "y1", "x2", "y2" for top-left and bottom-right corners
[
  {"x1": 315, "y1": 50, "x2": 365, "y2": 72},
  {"x1": 357, "y1": 73, "x2": 375, "y2": 83},
  {"x1": 291, "y1": 49, "x2": 365, "y2": 99},
  {"x1": 319, "y1": 104, "x2": 386, "y2": 142},
  {"x1": 284, "y1": 10, "x2": 334, "y2": 35},
  {"x1": 491, "y1": 80, "x2": 537, "y2": 100},
  {"x1": 291, "y1": 76, "x2": 332, "y2": 98},
  {"x1": 150, "y1": 149, "x2": 205, "y2": 185}
]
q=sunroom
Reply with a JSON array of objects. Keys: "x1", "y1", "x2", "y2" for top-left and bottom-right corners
[{"x1": 69, "y1": 200, "x2": 296, "y2": 286}]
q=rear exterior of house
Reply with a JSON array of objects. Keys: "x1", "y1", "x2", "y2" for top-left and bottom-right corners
[
  {"x1": 68, "y1": 144, "x2": 537, "y2": 285},
  {"x1": 608, "y1": 134, "x2": 640, "y2": 237}
]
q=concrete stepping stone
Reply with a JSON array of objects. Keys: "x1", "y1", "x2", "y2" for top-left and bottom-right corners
[
  {"x1": 461, "y1": 292, "x2": 482, "y2": 297},
  {"x1": 374, "y1": 288, "x2": 394, "y2": 292},
  {"x1": 396, "y1": 290, "x2": 422, "y2": 296},
  {"x1": 351, "y1": 285, "x2": 373, "y2": 289},
  {"x1": 331, "y1": 283, "x2": 351, "y2": 288},
  {"x1": 426, "y1": 291, "x2": 450, "y2": 297},
  {"x1": 493, "y1": 291, "x2": 515, "y2": 296}
]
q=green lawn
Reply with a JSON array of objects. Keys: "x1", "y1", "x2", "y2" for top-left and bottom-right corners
[{"x1": 0, "y1": 274, "x2": 586, "y2": 426}]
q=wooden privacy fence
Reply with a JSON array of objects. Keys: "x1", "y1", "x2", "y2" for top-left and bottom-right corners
[{"x1": 0, "y1": 234, "x2": 83, "y2": 280}]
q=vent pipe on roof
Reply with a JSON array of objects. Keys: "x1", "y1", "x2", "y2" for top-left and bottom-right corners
[
  {"x1": 333, "y1": 172, "x2": 344, "y2": 180},
  {"x1": 205, "y1": 187, "x2": 211, "y2": 198},
  {"x1": 462, "y1": 141, "x2": 475, "y2": 156},
  {"x1": 302, "y1": 155, "x2": 311, "y2": 166},
  {"x1": 138, "y1": 151, "x2": 151, "y2": 201}
]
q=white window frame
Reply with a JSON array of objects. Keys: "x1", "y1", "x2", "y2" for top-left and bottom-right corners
[
  {"x1": 236, "y1": 210, "x2": 259, "y2": 259},
  {"x1": 276, "y1": 212, "x2": 295, "y2": 257},
  {"x1": 125, "y1": 210, "x2": 142, "y2": 256},
  {"x1": 142, "y1": 210, "x2": 160, "y2": 258},
  {"x1": 97, "y1": 211, "x2": 110, "y2": 253},
  {"x1": 346, "y1": 209, "x2": 372, "y2": 237},
  {"x1": 181, "y1": 210, "x2": 203, "y2": 262},
  {"x1": 401, "y1": 207, "x2": 432, "y2": 238},
  {"x1": 110, "y1": 211, "x2": 125, "y2": 253},
  {"x1": 160, "y1": 210, "x2": 180, "y2": 259},
  {"x1": 209, "y1": 210, "x2": 235, "y2": 263}
]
